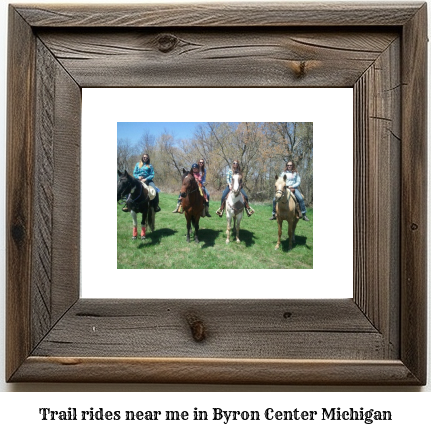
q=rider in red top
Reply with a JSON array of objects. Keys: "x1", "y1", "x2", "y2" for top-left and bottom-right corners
[{"x1": 191, "y1": 163, "x2": 211, "y2": 217}]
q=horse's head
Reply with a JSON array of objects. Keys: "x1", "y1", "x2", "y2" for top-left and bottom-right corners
[
  {"x1": 180, "y1": 170, "x2": 195, "y2": 198},
  {"x1": 274, "y1": 174, "x2": 288, "y2": 202},
  {"x1": 231, "y1": 173, "x2": 243, "y2": 197},
  {"x1": 117, "y1": 170, "x2": 133, "y2": 201}
]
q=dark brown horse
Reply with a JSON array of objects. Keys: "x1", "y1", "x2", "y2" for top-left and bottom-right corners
[
  {"x1": 117, "y1": 170, "x2": 155, "y2": 239},
  {"x1": 180, "y1": 168, "x2": 204, "y2": 243}
]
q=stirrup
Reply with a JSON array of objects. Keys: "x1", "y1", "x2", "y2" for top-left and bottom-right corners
[
  {"x1": 216, "y1": 207, "x2": 224, "y2": 217},
  {"x1": 122, "y1": 205, "x2": 129, "y2": 213},
  {"x1": 246, "y1": 207, "x2": 254, "y2": 217}
]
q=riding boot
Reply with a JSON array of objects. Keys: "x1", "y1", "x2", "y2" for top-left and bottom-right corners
[
  {"x1": 172, "y1": 202, "x2": 181, "y2": 213},
  {"x1": 122, "y1": 204, "x2": 129, "y2": 213},
  {"x1": 302, "y1": 214, "x2": 310, "y2": 221},
  {"x1": 244, "y1": 201, "x2": 255, "y2": 217},
  {"x1": 152, "y1": 195, "x2": 161, "y2": 212},
  {"x1": 269, "y1": 214, "x2": 277, "y2": 220},
  {"x1": 216, "y1": 200, "x2": 226, "y2": 217},
  {"x1": 205, "y1": 202, "x2": 212, "y2": 217}
]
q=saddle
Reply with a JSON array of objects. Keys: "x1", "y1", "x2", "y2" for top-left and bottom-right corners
[
  {"x1": 140, "y1": 180, "x2": 156, "y2": 200},
  {"x1": 290, "y1": 189, "x2": 303, "y2": 219}
]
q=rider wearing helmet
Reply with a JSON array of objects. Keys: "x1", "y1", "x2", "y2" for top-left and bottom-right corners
[{"x1": 191, "y1": 163, "x2": 211, "y2": 217}]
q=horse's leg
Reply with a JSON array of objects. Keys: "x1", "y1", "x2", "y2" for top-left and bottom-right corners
[
  {"x1": 194, "y1": 216, "x2": 200, "y2": 244},
  {"x1": 236, "y1": 214, "x2": 242, "y2": 243},
  {"x1": 226, "y1": 214, "x2": 231, "y2": 244},
  {"x1": 141, "y1": 208, "x2": 148, "y2": 239},
  {"x1": 186, "y1": 214, "x2": 191, "y2": 243},
  {"x1": 148, "y1": 206, "x2": 155, "y2": 232},
  {"x1": 288, "y1": 220, "x2": 293, "y2": 250},
  {"x1": 131, "y1": 210, "x2": 138, "y2": 240},
  {"x1": 292, "y1": 217, "x2": 298, "y2": 245},
  {"x1": 275, "y1": 218, "x2": 282, "y2": 250}
]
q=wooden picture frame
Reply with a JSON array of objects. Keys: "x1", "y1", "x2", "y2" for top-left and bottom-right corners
[{"x1": 6, "y1": 2, "x2": 427, "y2": 385}]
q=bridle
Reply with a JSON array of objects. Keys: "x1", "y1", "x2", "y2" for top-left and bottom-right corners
[
  {"x1": 275, "y1": 184, "x2": 291, "y2": 204},
  {"x1": 181, "y1": 174, "x2": 199, "y2": 197},
  {"x1": 118, "y1": 176, "x2": 149, "y2": 205}
]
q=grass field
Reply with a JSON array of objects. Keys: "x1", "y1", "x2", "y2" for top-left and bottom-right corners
[{"x1": 117, "y1": 193, "x2": 313, "y2": 269}]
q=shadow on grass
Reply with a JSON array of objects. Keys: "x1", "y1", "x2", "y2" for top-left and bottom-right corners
[
  {"x1": 232, "y1": 228, "x2": 256, "y2": 247},
  {"x1": 198, "y1": 228, "x2": 223, "y2": 248},
  {"x1": 137, "y1": 228, "x2": 177, "y2": 248},
  {"x1": 279, "y1": 234, "x2": 310, "y2": 252}
]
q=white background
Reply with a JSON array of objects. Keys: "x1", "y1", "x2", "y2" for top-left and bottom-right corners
[
  {"x1": 0, "y1": 0, "x2": 430, "y2": 427},
  {"x1": 82, "y1": 87, "x2": 353, "y2": 299}
]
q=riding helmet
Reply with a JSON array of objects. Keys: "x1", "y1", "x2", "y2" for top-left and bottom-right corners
[{"x1": 192, "y1": 163, "x2": 199, "y2": 169}]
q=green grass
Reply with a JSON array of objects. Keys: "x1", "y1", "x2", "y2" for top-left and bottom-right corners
[{"x1": 117, "y1": 193, "x2": 313, "y2": 269}]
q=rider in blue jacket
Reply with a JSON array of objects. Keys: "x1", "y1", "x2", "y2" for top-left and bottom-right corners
[
  {"x1": 269, "y1": 161, "x2": 309, "y2": 221},
  {"x1": 122, "y1": 154, "x2": 160, "y2": 212}
]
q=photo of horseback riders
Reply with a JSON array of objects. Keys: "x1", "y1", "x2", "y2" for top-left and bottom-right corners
[{"x1": 117, "y1": 122, "x2": 313, "y2": 269}]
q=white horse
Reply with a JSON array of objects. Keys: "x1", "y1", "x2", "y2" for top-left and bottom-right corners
[{"x1": 225, "y1": 173, "x2": 244, "y2": 244}]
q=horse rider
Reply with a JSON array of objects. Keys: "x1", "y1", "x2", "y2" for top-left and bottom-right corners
[
  {"x1": 122, "y1": 153, "x2": 161, "y2": 213},
  {"x1": 215, "y1": 160, "x2": 255, "y2": 217},
  {"x1": 173, "y1": 159, "x2": 211, "y2": 217},
  {"x1": 191, "y1": 162, "x2": 211, "y2": 217},
  {"x1": 269, "y1": 160, "x2": 309, "y2": 221}
]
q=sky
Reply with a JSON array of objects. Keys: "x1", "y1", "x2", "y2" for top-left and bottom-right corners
[{"x1": 117, "y1": 122, "x2": 205, "y2": 144}]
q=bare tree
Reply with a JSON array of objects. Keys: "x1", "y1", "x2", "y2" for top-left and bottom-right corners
[
  {"x1": 118, "y1": 122, "x2": 312, "y2": 204},
  {"x1": 117, "y1": 138, "x2": 137, "y2": 172}
]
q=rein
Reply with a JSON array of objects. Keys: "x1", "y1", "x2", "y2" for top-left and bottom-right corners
[
  {"x1": 182, "y1": 175, "x2": 199, "y2": 197},
  {"x1": 275, "y1": 185, "x2": 291, "y2": 204},
  {"x1": 126, "y1": 180, "x2": 149, "y2": 206}
]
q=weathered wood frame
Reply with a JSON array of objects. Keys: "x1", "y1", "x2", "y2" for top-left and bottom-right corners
[{"x1": 6, "y1": 3, "x2": 427, "y2": 385}]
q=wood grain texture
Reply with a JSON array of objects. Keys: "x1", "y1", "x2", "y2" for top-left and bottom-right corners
[
  {"x1": 32, "y1": 299, "x2": 382, "y2": 359},
  {"x1": 6, "y1": 7, "x2": 36, "y2": 381},
  {"x1": 37, "y1": 29, "x2": 398, "y2": 88},
  {"x1": 400, "y1": 3, "x2": 428, "y2": 384},
  {"x1": 14, "y1": 2, "x2": 423, "y2": 27},
  {"x1": 32, "y1": 37, "x2": 81, "y2": 350},
  {"x1": 6, "y1": 2, "x2": 427, "y2": 385},
  {"x1": 12, "y1": 358, "x2": 420, "y2": 385},
  {"x1": 353, "y1": 38, "x2": 401, "y2": 358}
]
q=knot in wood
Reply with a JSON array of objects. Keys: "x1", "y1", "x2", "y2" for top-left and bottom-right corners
[
  {"x1": 186, "y1": 314, "x2": 206, "y2": 342},
  {"x1": 410, "y1": 223, "x2": 418, "y2": 231},
  {"x1": 293, "y1": 61, "x2": 307, "y2": 79},
  {"x1": 11, "y1": 222, "x2": 26, "y2": 245},
  {"x1": 157, "y1": 34, "x2": 178, "y2": 53}
]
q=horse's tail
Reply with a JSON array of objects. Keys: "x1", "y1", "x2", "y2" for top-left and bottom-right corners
[{"x1": 147, "y1": 206, "x2": 155, "y2": 232}]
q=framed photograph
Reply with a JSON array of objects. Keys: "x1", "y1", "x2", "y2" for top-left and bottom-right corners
[
  {"x1": 6, "y1": 3, "x2": 427, "y2": 384},
  {"x1": 85, "y1": 89, "x2": 352, "y2": 297}
]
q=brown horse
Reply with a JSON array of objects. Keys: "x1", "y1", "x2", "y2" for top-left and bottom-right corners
[
  {"x1": 180, "y1": 168, "x2": 205, "y2": 243},
  {"x1": 274, "y1": 174, "x2": 298, "y2": 250}
]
